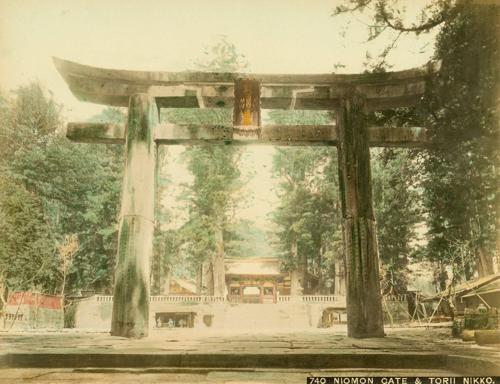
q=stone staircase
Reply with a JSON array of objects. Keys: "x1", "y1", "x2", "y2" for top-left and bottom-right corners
[{"x1": 220, "y1": 303, "x2": 314, "y2": 330}]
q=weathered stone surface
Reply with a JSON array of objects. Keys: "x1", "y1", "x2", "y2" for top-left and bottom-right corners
[
  {"x1": 67, "y1": 122, "x2": 427, "y2": 147},
  {"x1": 0, "y1": 367, "x2": 458, "y2": 383},
  {"x1": 66, "y1": 122, "x2": 125, "y2": 144},
  {"x1": 111, "y1": 94, "x2": 158, "y2": 338},
  {"x1": 336, "y1": 92, "x2": 385, "y2": 338},
  {"x1": 475, "y1": 330, "x2": 500, "y2": 345},
  {"x1": 1, "y1": 327, "x2": 500, "y2": 376},
  {"x1": 53, "y1": 57, "x2": 438, "y2": 111}
]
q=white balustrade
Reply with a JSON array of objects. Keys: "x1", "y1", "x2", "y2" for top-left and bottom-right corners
[
  {"x1": 95, "y1": 295, "x2": 226, "y2": 303},
  {"x1": 277, "y1": 295, "x2": 340, "y2": 303},
  {"x1": 384, "y1": 294, "x2": 407, "y2": 302},
  {"x1": 95, "y1": 295, "x2": 113, "y2": 302},
  {"x1": 301, "y1": 295, "x2": 340, "y2": 303},
  {"x1": 94, "y1": 294, "x2": 343, "y2": 304}
]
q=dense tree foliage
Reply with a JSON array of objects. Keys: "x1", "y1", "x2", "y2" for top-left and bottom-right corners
[
  {"x1": 367, "y1": 107, "x2": 425, "y2": 295},
  {"x1": 272, "y1": 146, "x2": 340, "y2": 294},
  {"x1": 0, "y1": 177, "x2": 56, "y2": 293},
  {"x1": 270, "y1": 111, "x2": 341, "y2": 294},
  {"x1": 372, "y1": 148, "x2": 421, "y2": 294},
  {"x1": 180, "y1": 144, "x2": 243, "y2": 295},
  {"x1": 157, "y1": 37, "x2": 248, "y2": 295},
  {"x1": 421, "y1": 2, "x2": 498, "y2": 283},
  {"x1": 270, "y1": 109, "x2": 422, "y2": 295},
  {"x1": 0, "y1": 84, "x2": 124, "y2": 298},
  {"x1": 333, "y1": 0, "x2": 499, "y2": 288}
]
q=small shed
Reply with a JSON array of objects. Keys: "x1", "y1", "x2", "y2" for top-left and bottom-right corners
[
  {"x1": 169, "y1": 278, "x2": 197, "y2": 295},
  {"x1": 2, "y1": 292, "x2": 63, "y2": 329},
  {"x1": 461, "y1": 278, "x2": 500, "y2": 309},
  {"x1": 424, "y1": 273, "x2": 500, "y2": 317}
]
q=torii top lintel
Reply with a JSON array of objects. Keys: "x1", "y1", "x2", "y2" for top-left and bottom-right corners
[{"x1": 53, "y1": 57, "x2": 439, "y2": 112}]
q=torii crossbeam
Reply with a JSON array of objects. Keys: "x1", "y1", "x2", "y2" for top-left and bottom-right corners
[{"x1": 54, "y1": 57, "x2": 438, "y2": 339}]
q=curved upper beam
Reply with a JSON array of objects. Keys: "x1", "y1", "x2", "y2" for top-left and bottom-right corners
[{"x1": 53, "y1": 57, "x2": 439, "y2": 110}]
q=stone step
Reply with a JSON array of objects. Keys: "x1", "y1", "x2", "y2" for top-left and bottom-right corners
[{"x1": 2, "y1": 352, "x2": 499, "y2": 375}]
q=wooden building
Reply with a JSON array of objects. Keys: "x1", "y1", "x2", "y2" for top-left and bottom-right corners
[
  {"x1": 424, "y1": 273, "x2": 500, "y2": 316},
  {"x1": 460, "y1": 275, "x2": 500, "y2": 310},
  {"x1": 224, "y1": 258, "x2": 320, "y2": 303},
  {"x1": 168, "y1": 278, "x2": 197, "y2": 295},
  {"x1": 225, "y1": 258, "x2": 287, "y2": 303}
]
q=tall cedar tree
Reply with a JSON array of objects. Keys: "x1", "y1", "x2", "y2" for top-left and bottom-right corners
[
  {"x1": 0, "y1": 84, "x2": 124, "y2": 298},
  {"x1": 334, "y1": 0, "x2": 499, "y2": 288},
  {"x1": 270, "y1": 110, "x2": 341, "y2": 294},
  {"x1": 164, "y1": 37, "x2": 247, "y2": 295}
]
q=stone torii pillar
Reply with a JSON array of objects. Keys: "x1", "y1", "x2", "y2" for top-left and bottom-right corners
[
  {"x1": 54, "y1": 57, "x2": 436, "y2": 339},
  {"x1": 110, "y1": 94, "x2": 158, "y2": 338},
  {"x1": 336, "y1": 92, "x2": 384, "y2": 338}
]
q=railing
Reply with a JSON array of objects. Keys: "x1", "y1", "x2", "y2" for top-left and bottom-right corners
[
  {"x1": 277, "y1": 295, "x2": 342, "y2": 303},
  {"x1": 95, "y1": 294, "x2": 343, "y2": 304},
  {"x1": 95, "y1": 295, "x2": 226, "y2": 303},
  {"x1": 151, "y1": 295, "x2": 225, "y2": 303},
  {"x1": 96, "y1": 295, "x2": 113, "y2": 302},
  {"x1": 384, "y1": 294, "x2": 407, "y2": 302},
  {"x1": 302, "y1": 295, "x2": 340, "y2": 303},
  {"x1": 227, "y1": 295, "x2": 242, "y2": 303}
]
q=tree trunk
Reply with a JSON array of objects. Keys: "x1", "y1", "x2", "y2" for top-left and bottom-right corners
[
  {"x1": 150, "y1": 231, "x2": 161, "y2": 296},
  {"x1": 205, "y1": 260, "x2": 214, "y2": 296},
  {"x1": 195, "y1": 263, "x2": 203, "y2": 294},
  {"x1": 290, "y1": 237, "x2": 303, "y2": 296},
  {"x1": 160, "y1": 268, "x2": 171, "y2": 295},
  {"x1": 298, "y1": 249, "x2": 307, "y2": 293},
  {"x1": 334, "y1": 257, "x2": 346, "y2": 297},
  {"x1": 150, "y1": 145, "x2": 164, "y2": 296},
  {"x1": 469, "y1": 212, "x2": 495, "y2": 278},
  {"x1": 0, "y1": 279, "x2": 6, "y2": 309},
  {"x1": 477, "y1": 246, "x2": 495, "y2": 277},
  {"x1": 111, "y1": 94, "x2": 157, "y2": 338},
  {"x1": 213, "y1": 221, "x2": 226, "y2": 296},
  {"x1": 317, "y1": 245, "x2": 324, "y2": 294},
  {"x1": 336, "y1": 92, "x2": 384, "y2": 338},
  {"x1": 436, "y1": 261, "x2": 448, "y2": 291},
  {"x1": 496, "y1": 170, "x2": 500, "y2": 273}
]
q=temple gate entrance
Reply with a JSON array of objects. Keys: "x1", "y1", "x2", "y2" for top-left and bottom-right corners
[{"x1": 54, "y1": 57, "x2": 437, "y2": 339}]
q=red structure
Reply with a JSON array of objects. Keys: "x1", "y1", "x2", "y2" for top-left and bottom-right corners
[
  {"x1": 2, "y1": 292, "x2": 63, "y2": 329},
  {"x1": 8, "y1": 292, "x2": 63, "y2": 310}
]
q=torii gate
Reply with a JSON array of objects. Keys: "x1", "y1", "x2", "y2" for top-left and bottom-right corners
[{"x1": 54, "y1": 57, "x2": 437, "y2": 339}]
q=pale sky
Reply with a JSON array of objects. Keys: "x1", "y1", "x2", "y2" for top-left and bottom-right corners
[
  {"x1": 0, "y1": 0, "x2": 439, "y2": 231},
  {"x1": 0, "y1": 0, "x2": 438, "y2": 120}
]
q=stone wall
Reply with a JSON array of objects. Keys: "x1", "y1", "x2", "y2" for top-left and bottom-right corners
[
  {"x1": 72, "y1": 296, "x2": 113, "y2": 330},
  {"x1": 69, "y1": 295, "x2": 410, "y2": 330}
]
